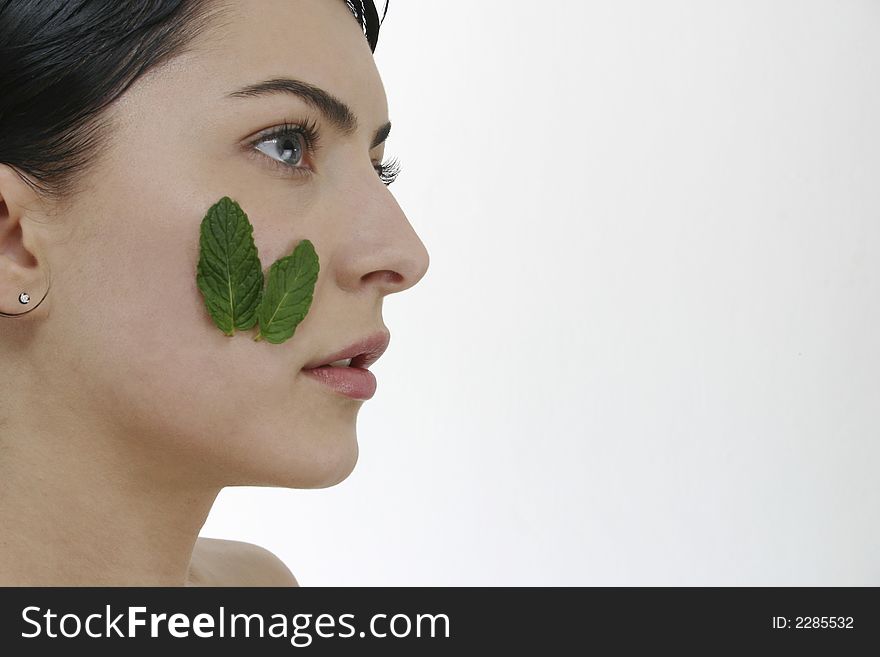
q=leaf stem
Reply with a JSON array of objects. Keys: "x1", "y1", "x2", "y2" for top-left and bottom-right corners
[{"x1": 253, "y1": 331, "x2": 264, "y2": 342}]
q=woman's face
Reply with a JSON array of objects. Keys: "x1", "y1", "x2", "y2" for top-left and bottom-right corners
[{"x1": 24, "y1": 0, "x2": 429, "y2": 488}]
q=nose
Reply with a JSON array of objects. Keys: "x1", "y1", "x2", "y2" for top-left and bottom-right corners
[{"x1": 332, "y1": 178, "x2": 430, "y2": 297}]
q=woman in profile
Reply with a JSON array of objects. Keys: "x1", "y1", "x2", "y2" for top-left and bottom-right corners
[{"x1": 0, "y1": 0, "x2": 428, "y2": 586}]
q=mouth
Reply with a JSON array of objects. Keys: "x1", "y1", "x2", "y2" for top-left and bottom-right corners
[
  {"x1": 302, "y1": 330, "x2": 391, "y2": 371},
  {"x1": 300, "y1": 330, "x2": 391, "y2": 401}
]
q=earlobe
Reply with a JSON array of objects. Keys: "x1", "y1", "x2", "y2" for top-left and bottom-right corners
[
  {"x1": 0, "y1": 166, "x2": 52, "y2": 320},
  {"x1": 0, "y1": 268, "x2": 51, "y2": 318}
]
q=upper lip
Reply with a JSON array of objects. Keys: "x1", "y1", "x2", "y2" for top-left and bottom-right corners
[{"x1": 302, "y1": 329, "x2": 391, "y2": 370}]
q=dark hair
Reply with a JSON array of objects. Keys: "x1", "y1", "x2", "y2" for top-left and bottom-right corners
[
  {"x1": 0, "y1": 0, "x2": 389, "y2": 208},
  {"x1": 345, "y1": 0, "x2": 390, "y2": 53}
]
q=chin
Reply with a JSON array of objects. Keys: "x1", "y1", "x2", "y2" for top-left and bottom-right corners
[
  {"x1": 306, "y1": 448, "x2": 359, "y2": 489},
  {"x1": 253, "y1": 430, "x2": 360, "y2": 490},
  {"x1": 299, "y1": 440, "x2": 359, "y2": 489}
]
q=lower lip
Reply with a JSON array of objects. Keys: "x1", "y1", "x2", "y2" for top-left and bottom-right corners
[{"x1": 302, "y1": 365, "x2": 377, "y2": 400}]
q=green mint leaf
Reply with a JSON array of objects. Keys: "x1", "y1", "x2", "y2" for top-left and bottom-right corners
[
  {"x1": 196, "y1": 196, "x2": 264, "y2": 336},
  {"x1": 253, "y1": 239, "x2": 319, "y2": 344}
]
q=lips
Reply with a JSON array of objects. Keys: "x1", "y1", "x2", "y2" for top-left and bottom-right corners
[
  {"x1": 302, "y1": 330, "x2": 391, "y2": 371},
  {"x1": 301, "y1": 330, "x2": 390, "y2": 401}
]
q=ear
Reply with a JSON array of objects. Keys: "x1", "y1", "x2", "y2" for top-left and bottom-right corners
[{"x1": 0, "y1": 164, "x2": 52, "y2": 320}]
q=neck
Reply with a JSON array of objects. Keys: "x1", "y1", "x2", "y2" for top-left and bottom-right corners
[{"x1": 0, "y1": 415, "x2": 221, "y2": 586}]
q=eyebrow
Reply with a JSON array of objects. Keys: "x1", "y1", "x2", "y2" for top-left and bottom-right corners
[{"x1": 225, "y1": 77, "x2": 391, "y2": 149}]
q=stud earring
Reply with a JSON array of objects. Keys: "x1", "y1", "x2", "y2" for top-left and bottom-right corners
[{"x1": 1, "y1": 266, "x2": 51, "y2": 317}]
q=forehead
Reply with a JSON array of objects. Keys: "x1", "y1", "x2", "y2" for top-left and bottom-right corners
[{"x1": 127, "y1": 0, "x2": 388, "y2": 131}]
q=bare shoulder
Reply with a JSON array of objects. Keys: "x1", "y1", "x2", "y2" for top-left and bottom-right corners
[{"x1": 190, "y1": 537, "x2": 299, "y2": 587}]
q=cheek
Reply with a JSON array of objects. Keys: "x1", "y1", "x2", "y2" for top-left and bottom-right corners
[
  {"x1": 58, "y1": 194, "x2": 357, "y2": 485},
  {"x1": 66, "y1": 239, "x2": 352, "y2": 484},
  {"x1": 73, "y1": 285, "x2": 342, "y2": 483}
]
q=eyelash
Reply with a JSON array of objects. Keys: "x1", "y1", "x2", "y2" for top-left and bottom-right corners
[{"x1": 248, "y1": 118, "x2": 402, "y2": 186}]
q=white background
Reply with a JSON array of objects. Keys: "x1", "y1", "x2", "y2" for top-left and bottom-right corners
[{"x1": 203, "y1": 0, "x2": 880, "y2": 585}]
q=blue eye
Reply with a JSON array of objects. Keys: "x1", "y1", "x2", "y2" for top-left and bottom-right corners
[
  {"x1": 250, "y1": 119, "x2": 319, "y2": 179},
  {"x1": 249, "y1": 118, "x2": 402, "y2": 185},
  {"x1": 256, "y1": 131, "x2": 305, "y2": 168}
]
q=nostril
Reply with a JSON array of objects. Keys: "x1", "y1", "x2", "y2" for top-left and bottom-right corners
[
  {"x1": 361, "y1": 269, "x2": 401, "y2": 286},
  {"x1": 378, "y1": 270, "x2": 404, "y2": 285}
]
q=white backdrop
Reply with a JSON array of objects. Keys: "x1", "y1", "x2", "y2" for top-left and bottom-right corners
[{"x1": 202, "y1": 0, "x2": 880, "y2": 585}]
